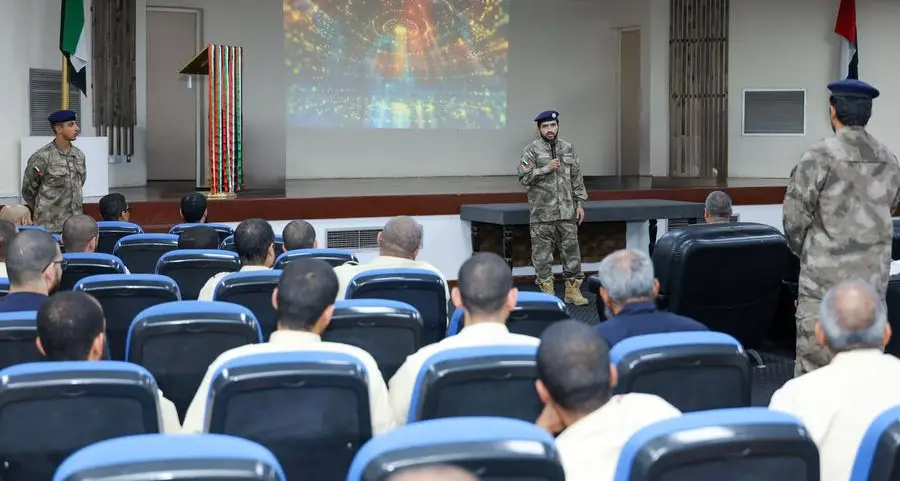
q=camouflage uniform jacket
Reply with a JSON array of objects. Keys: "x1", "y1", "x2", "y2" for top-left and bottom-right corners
[
  {"x1": 21, "y1": 142, "x2": 86, "y2": 233},
  {"x1": 783, "y1": 126, "x2": 900, "y2": 300},
  {"x1": 517, "y1": 137, "x2": 588, "y2": 223}
]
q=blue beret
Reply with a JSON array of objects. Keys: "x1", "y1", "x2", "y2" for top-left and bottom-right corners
[
  {"x1": 534, "y1": 110, "x2": 559, "y2": 124},
  {"x1": 48, "y1": 110, "x2": 78, "y2": 124},
  {"x1": 827, "y1": 79, "x2": 880, "y2": 99}
]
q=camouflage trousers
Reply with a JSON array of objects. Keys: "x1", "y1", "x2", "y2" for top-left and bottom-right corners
[
  {"x1": 530, "y1": 220, "x2": 584, "y2": 282},
  {"x1": 794, "y1": 295, "x2": 831, "y2": 376}
]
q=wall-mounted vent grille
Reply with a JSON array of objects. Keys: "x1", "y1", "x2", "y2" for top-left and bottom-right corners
[
  {"x1": 30, "y1": 69, "x2": 81, "y2": 136},
  {"x1": 326, "y1": 228, "x2": 381, "y2": 250},
  {"x1": 743, "y1": 89, "x2": 805, "y2": 135},
  {"x1": 667, "y1": 215, "x2": 740, "y2": 231}
]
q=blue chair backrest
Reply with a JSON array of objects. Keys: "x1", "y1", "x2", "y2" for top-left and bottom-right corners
[
  {"x1": 609, "y1": 331, "x2": 751, "y2": 412},
  {"x1": 155, "y1": 249, "x2": 241, "y2": 300},
  {"x1": 346, "y1": 268, "x2": 448, "y2": 345},
  {"x1": 0, "y1": 361, "x2": 162, "y2": 480},
  {"x1": 0, "y1": 278, "x2": 8, "y2": 297},
  {"x1": 213, "y1": 270, "x2": 281, "y2": 340},
  {"x1": 127, "y1": 300, "x2": 261, "y2": 419},
  {"x1": 615, "y1": 407, "x2": 818, "y2": 481},
  {"x1": 447, "y1": 291, "x2": 568, "y2": 336},
  {"x1": 208, "y1": 350, "x2": 372, "y2": 481},
  {"x1": 326, "y1": 299, "x2": 424, "y2": 380},
  {"x1": 409, "y1": 344, "x2": 541, "y2": 424},
  {"x1": 0, "y1": 311, "x2": 41, "y2": 370},
  {"x1": 114, "y1": 233, "x2": 180, "y2": 274},
  {"x1": 74, "y1": 274, "x2": 181, "y2": 361},
  {"x1": 850, "y1": 405, "x2": 900, "y2": 481},
  {"x1": 169, "y1": 223, "x2": 234, "y2": 244},
  {"x1": 53, "y1": 433, "x2": 286, "y2": 481},
  {"x1": 17, "y1": 225, "x2": 46, "y2": 232},
  {"x1": 60, "y1": 253, "x2": 128, "y2": 291},
  {"x1": 96, "y1": 221, "x2": 144, "y2": 255},
  {"x1": 221, "y1": 234, "x2": 285, "y2": 253},
  {"x1": 347, "y1": 417, "x2": 563, "y2": 481},
  {"x1": 274, "y1": 248, "x2": 359, "y2": 269}
]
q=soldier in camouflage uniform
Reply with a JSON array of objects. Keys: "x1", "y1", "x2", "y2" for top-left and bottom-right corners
[
  {"x1": 517, "y1": 110, "x2": 588, "y2": 305},
  {"x1": 22, "y1": 110, "x2": 86, "y2": 234},
  {"x1": 783, "y1": 79, "x2": 900, "y2": 376}
]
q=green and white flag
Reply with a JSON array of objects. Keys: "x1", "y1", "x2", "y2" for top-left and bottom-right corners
[{"x1": 60, "y1": 0, "x2": 88, "y2": 95}]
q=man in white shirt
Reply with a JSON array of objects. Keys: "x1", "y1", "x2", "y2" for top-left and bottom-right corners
[
  {"x1": 182, "y1": 258, "x2": 394, "y2": 434},
  {"x1": 333, "y1": 216, "x2": 448, "y2": 300},
  {"x1": 769, "y1": 279, "x2": 900, "y2": 481},
  {"x1": 535, "y1": 320, "x2": 681, "y2": 481},
  {"x1": 388, "y1": 252, "x2": 539, "y2": 426},
  {"x1": 35, "y1": 291, "x2": 181, "y2": 433},
  {"x1": 0, "y1": 220, "x2": 16, "y2": 278},
  {"x1": 198, "y1": 218, "x2": 276, "y2": 301}
]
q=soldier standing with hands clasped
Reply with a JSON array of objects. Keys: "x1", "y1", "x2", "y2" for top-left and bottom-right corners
[{"x1": 517, "y1": 110, "x2": 588, "y2": 306}]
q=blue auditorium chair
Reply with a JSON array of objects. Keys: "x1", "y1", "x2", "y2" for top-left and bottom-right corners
[
  {"x1": 347, "y1": 417, "x2": 564, "y2": 481},
  {"x1": 213, "y1": 270, "x2": 281, "y2": 340},
  {"x1": 0, "y1": 311, "x2": 41, "y2": 370},
  {"x1": 53, "y1": 234, "x2": 64, "y2": 251},
  {"x1": 97, "y1": 221, "x2": 144, "y2": 255},
  {"x1": 325, "y1": 299, "x2": 423, "y2": 379},
  {"x1": 407, "y1": 344, "x2": 541, "y2": 423},
  {"x1": 127, "y1": 300, "x2": 261, "y2": 419},
  {"x1": 221, "y1": 234, "x2": 285, "y2": 254},
  {"x1": 614, "y1": 408, "x2": 818, "y2": 481},
  {"x1": 16, "y1": 225, "x2": 46, "y2": 232},
  {"x1": 849, "y1": 405, "x2": 900, "y2": 481},
  {"x1": 346, "y1": 268, "x2": 448, "y2": 345},
  {"x1": 74, "y1": 274, "x2": 181, "y2": 361},
  {"x1": 0, "y1": 361, "x2": 162, "y2": 481},
  {"x1": 206, "y1": 351, "x2": 372, "y2": 481},
  {"x1": 0, "y1": 278, "x2": 8, "y2": 297},
  {"x1": 54, "y1": 433, "x2": 286, "y2": 481},
  {"x1": 446, "y1": 291, "x2": 568, "y2": 337},
  {"x1": 114, "y1": 233, "x2": 179, "y2": 274},
  {"x1": 609, "y1": 332, "x2": 751, "y2": 412},
  {"x1": 169, "y1": 223, "x2": 234, "y2": 244},
  {"x1": 155, "y1": 249, "x2": 241, "y2": 300},
  {"x1": 59, "y1": 253, "x2": 128, "y2": 291},
  {"x1": 274, "y1": 248, "x2": 359, "y2": 268}
]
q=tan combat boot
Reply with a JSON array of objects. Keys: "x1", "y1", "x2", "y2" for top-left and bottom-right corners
[
  {"x1": 564, "y1": 279, "x2": 589, "y2": 306},
  {"x1": 536, "y1": 278, "x2": 555, "y2": 296}
]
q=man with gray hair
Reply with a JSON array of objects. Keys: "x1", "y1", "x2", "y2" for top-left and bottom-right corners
[
  {"x1": 0, "y1": 230, "x2": 64, "y2": 313},
  {"x1": 593, "y1": 249, "x2": 706, "y2": 347},
  {"x1": 704, "y1": 190, "x2": 733, "y2": 224},
  {"x1": 62, "y1": 214, "x2": 99, "y2": 253},
  {"x1": 769, "y1": 279, "x2": 900, "y2": 481},
  {"x1": 333, "y1": 216, "x2": 448, "y2": 300}
]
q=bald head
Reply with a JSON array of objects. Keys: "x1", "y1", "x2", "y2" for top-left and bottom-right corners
[
  {"x1": 0, "y1": 204, "x2": 32, "y2": 226},
  {"x1": 380, "y1": 216, "x2": 422, "y2": 258},
  {"x1": 704, "y1": 191, "x2": 732, "y2": 223},
  {"x1": 387, "y1": 465, "x2": 477, "y2": 481},
  {"x1": 62, "y1": 215, "x2": 99, "y2": 253},
  {"x1": 818, "y1": 280, "x2": 888, "y2": 352}
]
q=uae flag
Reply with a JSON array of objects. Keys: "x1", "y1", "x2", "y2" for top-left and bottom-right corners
[
  {"x1": 834, "y1": 0, "x2": 858, "y2": 80},
  {"x1": 60, "y1": 0, "x2": 88, "y2": 95}
]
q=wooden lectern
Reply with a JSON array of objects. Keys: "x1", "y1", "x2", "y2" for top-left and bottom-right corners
[{"x1": 181, "y1": 44, "x2": 244, "y2": 198}]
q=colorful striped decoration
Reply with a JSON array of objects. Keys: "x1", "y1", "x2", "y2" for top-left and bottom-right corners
[{"x1": 207, "y1": 44, "x2": 243, "y2": 195}]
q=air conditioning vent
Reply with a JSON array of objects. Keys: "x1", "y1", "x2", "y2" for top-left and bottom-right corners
[
  {"x1": 667, "y1": 215, "x2": 740, "y2": 231},
  {"x1": 742, "y1": 89, "x2": 806, "y2": 135},
  {"x1": 326, "y1": 228, "x2": 381, "y2": 250},
  {"x1": 30, "y1": 68, "x2": 82, "y2": 136}
]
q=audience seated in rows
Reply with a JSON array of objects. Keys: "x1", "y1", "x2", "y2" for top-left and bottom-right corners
[
  {"x1": 180, "y1": 192, "x2": 208, "y2": 223},
  {"x1": 62, "y1": 215, "x2": 98, "y2": 254},
  {"x1": 0, "y1": 204, "x2": 33, "y2": 226},
  {"x1": 282, "y1": 219, "x2": 317, "y2": 251},
  {"x1": 387, "y1": 465, "x2": 477, "y2": 481},
  {"x1": 334, "y1": 216, "x2": 447, "y2": 300},
  {"x1": 99, "y1": 193, "x2": 130, "y2": 222},
  {"x1": 0, "y1": 230, "x2": 62, "y2": 313},
  {"x1": 34, "y1": 291, "x2": 181, "y2": 432},
  {"x1": 182, "y1": 258, "x2": 393, "y2": 434},
  {"x1": 770, "y1": 279, "x2": 900, "y2": 481},
  {"x1": 593, "y1": 249, "x2": 707, "y2": 347},
  {"x1": 388, "y1": 252, "x2": 539, "y2": 426},
  {"x1": 177, "y1": 225, "x2": 220, "y2": 250},
  {"x1": 0, "y1": 219, "x2": 17, "y2": 277},
  {"x1": 198, "y1": 218, "x2": 276, "y2": 300},
  {"x1": 704, "y1": 190, "x2": 733, "y2": 224},
  {"x1": 535, "y1": 320, "x2": 681, "y2": 481}
]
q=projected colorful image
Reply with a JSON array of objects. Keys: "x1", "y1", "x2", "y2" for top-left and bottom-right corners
[{"x1": 284, "y1": 0, "x2": 509, "y2": 129}]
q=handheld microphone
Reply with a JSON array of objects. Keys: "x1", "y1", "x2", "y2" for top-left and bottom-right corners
[{"x1": 550, "y1": 140, "x2": 557, "y2": 161}]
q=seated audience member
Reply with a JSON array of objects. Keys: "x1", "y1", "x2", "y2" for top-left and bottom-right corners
[
  {"x1": 388, "y1": 252, "x2": 539, "y2": 426},
  {"x1": 282, "y1": 219, "x2": 317, "y2": 252},
  {"x1": 35, "y1": 291, "x2": 181, "y2": 433},
  {"x1": 180, "y1": 192, "x2": 208, "y2": 223},
  {"x1": 0, "y1": 230, "x2": 62, "y2": 312},
  {"x1": 334, "y1": 216, "x2": 448, "y2": 300},
  {"x1": 182, "y1": 258, "x2": 393, "y2": 433},
  {"x1": 0, "y1": 220, "x2": 17, "y2": 278},
  {"x1": 536, "y1": 320, "x2": 681, "y2": 481},
  {"x1": 198, "y1": 218, "x2": 276, "y2": 300},
  {"x1": 703, "y1": 190, "x2": 733, "y2": 224},
  {"x1": 177, "y1": 225, "x2": 220, "y2": 250},
  {"x1": 388, "y1": 466, "x2": 477, "y2": 481},
  {"x1": 770, "y1": 280, "x2": 900, "y2": 481},
  {"x1": 62, "y1": 214, "x2": 99, "y2": 253},
  {"x1": 0, "y1": 204, "x2": 33, "y2": 226},
  {"x1": 98, "y1": 193, "x2": 130, "y2": 222},
  {"x1": 593, "y1": 249, "x2": 707, "y2": 347}
]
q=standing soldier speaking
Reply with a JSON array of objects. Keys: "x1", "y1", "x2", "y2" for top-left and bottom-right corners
[
  {"x1": 783, "y1": 79, "x2": 900, "y2": 376},
  {"x1": 517, "y1": 110, "x2": 588, "y2": 306}
]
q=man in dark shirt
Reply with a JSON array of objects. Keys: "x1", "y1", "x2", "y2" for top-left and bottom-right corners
[
  {"x1": 594, "y1": 249, "x2": 707, "y2": 347},
  {"x1": 0, "y1": 230, "x2": 63, "y2": 313}
]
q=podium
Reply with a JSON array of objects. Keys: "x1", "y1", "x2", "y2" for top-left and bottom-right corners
[{"x1": 181, "y1": 44, "x2": 244, "y2": 197}]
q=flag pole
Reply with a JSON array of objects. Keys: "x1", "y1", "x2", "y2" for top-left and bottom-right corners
[{"x1": 61, "y1": 54, "x2": 70, "y2": 109}]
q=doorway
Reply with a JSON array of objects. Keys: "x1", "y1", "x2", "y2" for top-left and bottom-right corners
[{"x1": 618, "y1": 28, "x2": 641, "y2": 177}]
